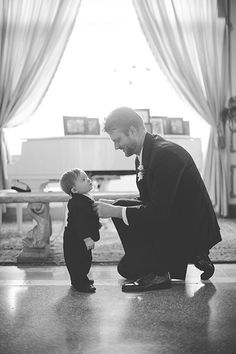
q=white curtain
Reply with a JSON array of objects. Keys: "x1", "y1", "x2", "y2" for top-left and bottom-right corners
[
  {"x1": 0, "y1": 0, "x2": 82, "y2": 188},
  {"x1": 132, "y1": 0, "x2": 230, "y2": 216}
]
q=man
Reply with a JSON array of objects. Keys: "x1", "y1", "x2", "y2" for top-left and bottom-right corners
[{"x1": 94, "y1": 107, "x2": 221, "y2": 292}]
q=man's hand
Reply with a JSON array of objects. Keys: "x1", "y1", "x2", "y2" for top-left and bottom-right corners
[
  {"x1": 94, "y1": 201, "x2": 122, "y2": 219},
  {"x1": 99, "y1": 199, "x2": 115, "y2": 204},
  {"x1": 84, "y1": 237, "x2": 95, "y2": 250}
]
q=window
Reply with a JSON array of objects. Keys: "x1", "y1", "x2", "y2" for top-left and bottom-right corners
[{"x1": 6, "y1": 0, "x2": 210, "y2": 157}]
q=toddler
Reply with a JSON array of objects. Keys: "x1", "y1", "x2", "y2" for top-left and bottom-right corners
[{"x1": 60, "y1": 168, "x2": 100, "y2": 293}]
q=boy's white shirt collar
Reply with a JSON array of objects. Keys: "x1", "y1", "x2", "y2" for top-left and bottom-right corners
[{"x1": 85, "y1": 192, "x2": 94, "y2": 200}]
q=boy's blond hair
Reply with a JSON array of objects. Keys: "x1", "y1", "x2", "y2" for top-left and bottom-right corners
[{"x1": 60, "y1": 168, "x2": 83, "y2": 196}]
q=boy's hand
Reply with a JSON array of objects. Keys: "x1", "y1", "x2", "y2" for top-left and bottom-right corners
[{"x1": 84, "y1": 237, "x2": 95, "y2": 250}]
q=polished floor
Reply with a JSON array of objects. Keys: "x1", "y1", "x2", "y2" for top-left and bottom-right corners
[{"x1": 0, "y1": 264, "x2": 236, "y2": 354}]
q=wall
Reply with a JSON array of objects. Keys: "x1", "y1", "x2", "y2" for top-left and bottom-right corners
[{"x1": 229, "y1": 0, "x2": 236, "y2": 215}]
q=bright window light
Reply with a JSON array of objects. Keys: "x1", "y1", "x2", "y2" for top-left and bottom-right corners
[{"x1": 6, "y1": 0, "x2": 210, "y2": 156}]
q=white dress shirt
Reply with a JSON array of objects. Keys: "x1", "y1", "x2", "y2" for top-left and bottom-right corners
[{"x1": 122, "y1": 148, "x2": 143, "y2": 225}]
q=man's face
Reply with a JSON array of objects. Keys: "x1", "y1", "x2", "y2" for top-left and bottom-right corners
[{"x1": 108, "y1": 128, "x2": 138, "y2": 157}]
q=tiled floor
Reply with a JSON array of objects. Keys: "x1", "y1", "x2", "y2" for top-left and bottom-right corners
[{"x1": 0, "y1": 264, "x2": 236, "y2": 354}]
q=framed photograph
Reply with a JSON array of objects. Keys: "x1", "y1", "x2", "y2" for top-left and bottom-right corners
[
  {"x1": 229, "y1": 119, "x2": 236, "y2": 132},
  {"x1": 135, "y1": 109, "x2": 150, "y2": 123},
  {"x1": 63, "y1": 116, "x2": 87, "y2": 135},
  {"x1": 230, "y1": 131, "x2": 236, "y2": 152},
  {"x1": 150, "y1": 117, "x2": 165, "y2": 135},
  {"x1": 168, "y1": 117, "x2": 184, "y2": 135},
  {"x1": 144, "y1": 123, "x2": 152, "y2": 133},
  {"x1": 183, "y1": 121, "x2": 190, "y2": 135},
  {"x1": 86, "y1": 118, "x2": 100, "y2": 135},
  {"x1": 230, "y1": 165, "x2": 236, "y2": 198}
]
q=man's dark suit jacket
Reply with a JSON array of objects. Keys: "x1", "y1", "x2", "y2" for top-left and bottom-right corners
[
  {"x1": 65, "y1": 193, "x2": 100, "y2": 241},
  {"x1": 126, "y1": 133, "x2": 221, "y2": 263}
]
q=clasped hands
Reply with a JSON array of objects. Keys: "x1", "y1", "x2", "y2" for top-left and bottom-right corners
[{"x1": 93, "y1": 199, "x2": 122, "y2": 219}]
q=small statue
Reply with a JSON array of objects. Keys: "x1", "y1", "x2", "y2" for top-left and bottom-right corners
[{"x1": 22, "y1": 202, "x2": 52, "y2": 248}]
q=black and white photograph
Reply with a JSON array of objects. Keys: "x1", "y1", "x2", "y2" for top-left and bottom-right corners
[
  {"x1": 168, "y1": 117, "x2": 184, "y2": 135},
  {"x1": 230, "y1": 131, "x2": 236, "y2": 152},
  {"x1": 135, "y1": 108, "x2": 150, "y2": 123},
  {"x1": 63, "y1": 116, "x2": 87, "y2": 135},
  {"x1": 0, "y1": 0, "x2": 236, "y2": 353},
  {"x1": 144, "y1": 122, "x2": 152, "y2": 133},
  {"x1": 150, "y1": 116, "x2": 165, "y2": 135},
  {"x1": 86, "y1": 117, "x2": 100, "y2": 135},
  {"x1": 231, "y1": 165, "x2": 236, "y2": 198}
]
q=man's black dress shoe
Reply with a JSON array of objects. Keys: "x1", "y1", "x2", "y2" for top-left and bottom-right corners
[
  {"x1": 72, "y1": 283, "x2": 96, "y2": 293},
  {"x1": 194, "y1": 254, "x2": 215, "y2": 280},
  {"x1": 122, "y1": 273, "x2": 171, "y2": 292}
]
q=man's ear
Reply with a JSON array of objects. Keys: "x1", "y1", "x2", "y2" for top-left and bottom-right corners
[
  {"x1": 129, "y1": 125, "x2": 138, "y2": 136},
  {"x1": 71, "y1": 186, "x2": 76, "y2": 193}
]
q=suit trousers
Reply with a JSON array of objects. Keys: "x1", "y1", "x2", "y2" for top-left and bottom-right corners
[
  {"x1": 112, "y1": 199, "x2": 188, "y2": 280},
  {"x1": 63, "y1": 232, "x2": 92, "y2": 287}
]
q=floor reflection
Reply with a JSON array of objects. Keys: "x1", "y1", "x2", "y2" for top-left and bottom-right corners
[{"x1": 0, "y1": 265, "x2": 236, "y2": 354}]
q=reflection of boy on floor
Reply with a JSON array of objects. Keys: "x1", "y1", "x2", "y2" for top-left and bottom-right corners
[{"x1": 60, "y1": 168, "x2": 100, "y2": 293}]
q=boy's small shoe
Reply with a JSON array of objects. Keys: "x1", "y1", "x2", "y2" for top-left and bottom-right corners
[{"x1": 72, "y1": 283, "x2": 96, "y2": 293}]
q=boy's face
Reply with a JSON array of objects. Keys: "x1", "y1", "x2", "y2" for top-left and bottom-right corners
[{"x1": 71, "y1": 171, "x2": 93, "y2": 194}]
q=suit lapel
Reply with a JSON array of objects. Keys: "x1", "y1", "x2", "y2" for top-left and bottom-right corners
[
  {"x1": 142, "y1": 133, "x2": 154, "y2": 170},
  {"x1": 136, "y1": 133, "x2": 153, "y2": 200},
  {"x1": 142, "y1": 133, "x2": 164, "y2": 169},
  {"x1": 137, "y1": 133, "x2": 164, "y2": 202}
]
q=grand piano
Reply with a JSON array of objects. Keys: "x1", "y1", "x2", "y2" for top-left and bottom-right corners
[{"x1": 7, "y1": 135, "x2": 203, "y2": 191}]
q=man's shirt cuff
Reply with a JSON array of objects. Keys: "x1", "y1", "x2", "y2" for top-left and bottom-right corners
[{"x1": 122, "y1": 207, "x2": 129, "y2": 225}]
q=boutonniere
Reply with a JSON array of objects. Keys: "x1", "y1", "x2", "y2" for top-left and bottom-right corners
[{"x1": 137, "y1": 164, "x2": 145, "y2": 181}]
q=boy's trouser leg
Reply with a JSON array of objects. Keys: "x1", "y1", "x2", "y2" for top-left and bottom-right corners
[{"x1": 64, "y1": 236, "x2": 92, "y2": 287}]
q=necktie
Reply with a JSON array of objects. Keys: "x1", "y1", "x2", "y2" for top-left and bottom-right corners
[{"x1": 135, "y1": 156, "x2": 140, "y2": 170}]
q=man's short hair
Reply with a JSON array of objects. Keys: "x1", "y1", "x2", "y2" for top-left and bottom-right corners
[
  {"x1": 104, "y1": 107, "x2": 144, "y2": 134},
  {"x1": 60, "y1": 168, "x2": 83, "y2": 196}
]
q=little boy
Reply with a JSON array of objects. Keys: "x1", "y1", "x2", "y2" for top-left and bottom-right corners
[{"x1": 60, "y1": 168, "x2": 100, "y2": 293}]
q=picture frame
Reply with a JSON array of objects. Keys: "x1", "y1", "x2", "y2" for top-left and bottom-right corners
[
  {"x1": 168, "y1": 117, "x2": 184, "y2": 135},
  {"x1": 86, "y1": 118, "x2": 100, "y2": 135},
  {"x1": 183, "y1": 121, "x2": 190, "y2": 135},
  {"x1": 144, "y1": 123, "x2": 152, "y2": 133},
  {"x1": 150, "y1": 117, "x2": 166, "y2": 135},
  {"x1": 63, "y1": 116, "x2": 87, "y2": 135},
  {"x1": 230, "y1": 131, "x2": 236, "y2": 152},
  {"x1": 230, "y1": 165, "x2": 236, "y2": 198},
  {"x1": 135, "y1": 109, "x2": 150, "y2": 123}
]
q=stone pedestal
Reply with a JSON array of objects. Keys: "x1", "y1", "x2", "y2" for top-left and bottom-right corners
[
  {"x1": 17, "y1": 245, "x2": 50, "y2": 263},
  {"x1": 16, "y1": 202, "x2": 52, "y2": 263}
]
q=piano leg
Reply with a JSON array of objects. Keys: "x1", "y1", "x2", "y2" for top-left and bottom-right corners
[{"x1": 17, "y1": 202, "x2": 52, "y2": 263}]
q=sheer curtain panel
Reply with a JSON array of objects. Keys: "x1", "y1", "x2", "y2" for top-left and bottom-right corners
[
  {"x1": 0, "y1": 0, "x2": 82, "y2": 188},
  {"x1": 132, "y1": 0, "x2": 230, "y2": 216}
]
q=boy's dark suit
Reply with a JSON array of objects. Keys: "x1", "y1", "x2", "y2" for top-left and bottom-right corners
[
  {"x1": 113, "y1": 133, "x2": 221, "y2": 280},
  {"x1": 63, "y1": 193, "x2": 100, "y2": 288}
]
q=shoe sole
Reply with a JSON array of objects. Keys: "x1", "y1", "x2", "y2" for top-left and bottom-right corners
[
  {"x1": 200, "y1": 264, "x2": 215, "y2": 280},
  {"x1": 122, "y1": 281, "x2": 171, "y2": 292},
  {"x1": 194, "y1": 262, "x2": 215, "y2": 280}
]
